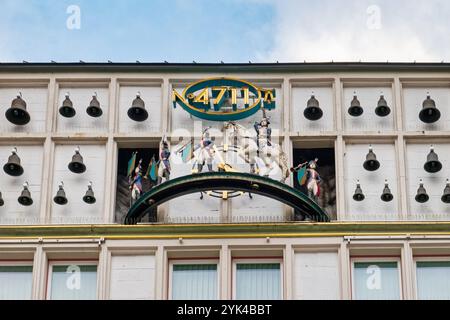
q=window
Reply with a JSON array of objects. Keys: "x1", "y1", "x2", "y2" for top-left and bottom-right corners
[
  {"x1": 0, "y1": 264, "x2": 33, "y2": 300},
  {"x1": 352, "y1": 260, "x2": 401, "y2": 300},
  {"x1": 416, "y1": 260, "x2": 450, "y2": 300},
  {"x1": 233, "y1": 260, "x2": 282, "y2": 300},
  {"x1": 47, "y1": 262, "x2": 97, "y2": 300},
  {"x1": 169, "y1": 261, "x2": 218, "y2": 300}
]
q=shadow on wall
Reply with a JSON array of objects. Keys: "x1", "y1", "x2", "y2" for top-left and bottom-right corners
[{"x1": 293, "y1": 148, "x2": 336, "y2": 220}]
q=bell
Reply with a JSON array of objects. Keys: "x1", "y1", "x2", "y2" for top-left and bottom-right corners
[
  {"x1": 375, "y1": 95, "x2": 391, "y2": 117},
  {"x1": 363, "y1": 145, "x2": 380, "y2": 171},
  {"x1": 348, "y1": 95, "x2": 363, "y2": 117},
  {"x1": 127, "y1": 92, "x2": 148, "y2": 122},
  {"x1": 18, "y1": 182, "x2": 33, "y2": 206},
  {"x1": 68, "y1": 146, "x2": 86, "y2": 174},
  {"x1": 59, "y1": 93, "x2": 76, "y2": 118},
  {"x1": 353, "y1": 180, "x2": 365, "y2": 201},
  {"x1": 441, "y1": 180, "x2": 450, "y2": 204},
  {"x1": 0, "y1": 191, "x2": 4, "y2": 206},
  {"x1": 86, "y1": 92, "x2": 103, "y2": 118},
  {"x1": 415, "y1": 179, "x2": 429, "y2": 203},
  {"x1": 53, "y1": 181, "x2": 68, "y2": 205},
  {"x1": 304, "y1": 94, "x2": 323, "y2": 121},
  {"x1": 381, "y1": 180, "x2": 393, "y2": 202},
  {"x1": 419, "y1": 94, "x2": 441, "y2": 123},
  {"x1": 83, "y1": 182, "x2": 96, "y2": 204},
  {"x1": 3, "y1": 147, "x2": 24, "y2": 176},
  {"x1": 5, "y1": 92, "x2": 31, "y2": 125},
  {"x1": 424, "y1": 145, "x2": 442, "y2": 173}
]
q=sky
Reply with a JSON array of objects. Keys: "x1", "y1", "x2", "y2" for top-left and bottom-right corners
[{"x1": 0, "y1": 0, "x2": 449, "y2": 63}]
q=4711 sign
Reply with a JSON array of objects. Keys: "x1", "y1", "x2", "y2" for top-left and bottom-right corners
[{"x1": 172, "y1": 77, "x2": 276, "y2": 121}]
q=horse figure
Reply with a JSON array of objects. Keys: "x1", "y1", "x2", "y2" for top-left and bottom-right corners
[{"x1": 223, "y1": 121, "x2": 290, "y2": 183}]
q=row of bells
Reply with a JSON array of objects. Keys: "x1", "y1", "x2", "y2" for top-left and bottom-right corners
[
  {"x1": 4, "y1": 92, "x2": 148, "y2": 125},
  {"x1": 0, "y1": 181, "x2": 96, "y2": 207},
  {"x1": 363, "y1": 145, "x2": 443, "y2": 174},
  {"x1": 304, "y1": 94, "x2": 440, "y2": 123},
  {"x1": 353, "y1": 179, "x2": 450, "y2": 204}
]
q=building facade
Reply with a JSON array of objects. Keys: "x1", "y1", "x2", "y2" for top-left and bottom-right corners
[{"x1": 1, "y1": 62, "x2": 450, "y2": 300}]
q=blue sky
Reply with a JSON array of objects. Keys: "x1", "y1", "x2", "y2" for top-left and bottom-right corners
[{"x1": 1, "y1": 0, "x2": 449, "y2": 62}]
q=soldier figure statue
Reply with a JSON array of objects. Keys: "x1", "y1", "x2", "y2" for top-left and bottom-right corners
[
  {"x1": 157, "y1": 136, "x2": 171, "y2": 185},
  {"x1": 291, "y1": 158, "x2": 321, "y2": 203},
  {"x1": 195, "y1": 127, "x2": 215, "y2": 173}
]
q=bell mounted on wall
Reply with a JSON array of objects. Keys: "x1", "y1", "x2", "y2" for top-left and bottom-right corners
[
  {"x1": 3, "y1": 147, "x2": 24, "y2": 177},
  {"x1": 381, "y1": 180, "x2": 393, "y2": 202},
  {"x1": 348, "y1": 94, "x2": 363, "y2": 117},
  {"x1": 363, "y1": 145, "x2": 380, "y2": 171},
  {"x1": 86, "y1": 92, "x2": 103, "y2": 118},
  {"x1": 128, "y1": 92, "x2": 148, "y2": 122},
  {"x1": 68, "y1": 146, "x2": 86, "y2": 174},
  {"x1": 419, "y1": 93, "x2": 441, "y2": 124},
  {"x1": 59, "y1": 92, "x2": 76, "y2": 118},
  {"x1": 375, "y1": 94, "x2": 391, "y2": 117},
  {"x1": 53, "y1": 181, "x2": 68, "y2": 205},
  {"x1": 353, "y1": 180, "x2": 365, "y2": 201},
  {"x1": 5, "y1": 92, "x2": 31, "y2": 125},
  {"x1": 441, "y1": 180, "x2": 450, "y2": 204},
  {"x1": 304, "y1": 93, "x2": 323, "y2": 121},
  {"x1": 415, "y1": 179, "x2": 429, "y2": 203},
  {"x1": 18, "y1": 182, "x2": 33, "y2": 206},
  {"x1": 424, "y1": 145, "x2": 442, "y2": 173},
  {"x1": 0, "y1": 191, "x2": 4, "y2": 207},
  {"x1": 83, "y1": 181, "x2": 96, "y2": 204}
]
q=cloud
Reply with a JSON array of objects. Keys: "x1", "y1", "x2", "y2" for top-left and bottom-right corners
[{"x1": 258, "y1": 0, "x2": 450, "y2": 62}]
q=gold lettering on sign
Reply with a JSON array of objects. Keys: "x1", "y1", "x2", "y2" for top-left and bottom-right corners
[{"x1": 193, "y1": 88, "x2": 209, "y2": 105}]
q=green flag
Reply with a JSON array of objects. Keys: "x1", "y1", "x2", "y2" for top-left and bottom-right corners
[
  {"x1": 180, "y1": 140, "x2": 193, "y2": 163},
  {"x1": 297, "y1": 166, "x2": 307, "y2": 186},
  {"x1": 148, "y1": 156, "x2": 158, "y2": 181},
  {"x1": 127, "y1": 152, "x2": 137, "y2": 177}
]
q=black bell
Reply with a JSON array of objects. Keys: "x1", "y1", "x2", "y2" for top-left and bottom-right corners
[
  {"x1": 304, "y1": 95, "x2": 323, "y2": 121},
  {"x1": 348, "y1": 95, "x2": 363, "y2": 117},
  {"x1": 419, "y1": 94, "x2": 441, "y2": 124},
  {"x1": 353, "y1": 180, "x2": 365, "y2": 201},
  {"x1": 83, "y1": 182, "x2": 96, "y2": 204},
  {"x1": 59, "y1": 93, "x2": 76, "y2": 118},
  {"x1": 86, "y1": 92, "x2": 103, "y2": 118},
  {"x1": 53, "y1": 181, "x2": 68, "y2": 205},
  {"x1": 415, "y1": 179, "x2": 429, "y2": 203},
  {"x1": 441, "y1": 180, "x2": 450, "y2": 204},
  {"x1": 5, "y1": 93, "x2": 31, "y2": 126},
  {"x1": 363, "y1": 145, "x2": 380, "y2": 171},
  {"x1": 381, "y1": 180, "x2": 393, "y2": 202},
  {"x1": 3, "y1": 147, "x2": 24, "y2": 177},
  {"x1": 68, "y1": 146, "x2": 86, "y2": 174},
  {"x1": 424, "y1": 146, "x2": 442, "y2": 173},
  {"x1": 375, "y1": 95, "x2": 391, "y2": 117},
  {"x1": 18, "y1": 182, "x2": 33, "y2": 206},
  {"x1": 0, "y1": 191, "x2": 4, "y2": 207},
  {"x1": 127, "y1": 92, "x2": 148, "y2": 122}
]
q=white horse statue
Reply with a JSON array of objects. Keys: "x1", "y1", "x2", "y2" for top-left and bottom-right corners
[{"x1": 223, "y1": 121, "x2": 290, "y2": 183}]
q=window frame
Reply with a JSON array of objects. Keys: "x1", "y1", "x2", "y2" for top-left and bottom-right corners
[
  {"x1": 46, "y1": 260, "x2": 99, "y2": 300},
  {"x1": 350, "y1": 257, "x2": 403, "y2": 300},
  {"x1": 0, "y1": 260, "x2": 34, "y2": 300},
  {"x1": 168, "y1": 258, "x2": 220, "y2": 300},
  {"x1": 413, "y1": 256, "x2": 450, "y2": 300},
  {"x1": 232, "y1": 258, "x2": 284, "y2": 300}
]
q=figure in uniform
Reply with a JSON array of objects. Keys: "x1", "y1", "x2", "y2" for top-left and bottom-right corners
[
  {"x1": 157, "y1": 136, "x2": 171, "y2": 185},
  {"x1": 291, "y1": 158, "x2": 321, "y2": 202},
  {"x1": 195, "y1": 127, "x2": 215, "y2": 173},
  {"x1": 129, "y1": 158, "x2": 143, "y2": 205}
]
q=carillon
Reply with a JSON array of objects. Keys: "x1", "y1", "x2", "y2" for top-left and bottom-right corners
[
  {"x1": 375, "y1": 94, "x2": 391, "y2": 117},
  {"x1": 5, "y1": 92, "x2": 31, "y2": 125},
  {"x1": 363, "y1": 145, "x2": 380, "y2": 171},
  {"x1": 53, "y1": 181, "x2": 68, "y2": 205},
  {"x1": 128, "y1": 92, "x2": 148, "y2": 122},
  {"x1": 419, "y1": 93, "x2": 440, "y2": 123},
  {"x1": 442, "y1": 180, "x2": 450, "y2": 204},
  {"x1": 304, "y1": 94, "x2": 323, "y2": 121},
  {"x1": 68, "y1": 146, "x2": 86, "y2": 174},
  {"x1": 381, "y1": 180, "x2": 393, "y2": 202},
  {"x1": 353, "y1": 180, "x2": 365, "y2": 201},
  {"x1": 83, "y1": 181, "x2": 96, "y2": 204},
  {"x1": 424, "y1": 145, "x2": 442, "y2": 173},
  {"x1": 3, "y1": 147, "x2": 24, "y2": 177},
  {"x1": 86, "y1": 92, "x2": 103, "y2": 117},
  {"x1": 59, "y1": 92, "x2": 76, "y2": 118},
  {"x1": 415, "y1": 179, "x2": 429, "y2": 203},
  {"x1": 348, "y1": 94, "x2": 363, "y2": 117},
  {"x1": 18, "y1": 182, "x2": 33, "y2": 206}
]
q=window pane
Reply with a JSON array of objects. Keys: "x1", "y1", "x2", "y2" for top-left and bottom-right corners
[
  {"x1": 50, "y1": 265, "x2": 97, "y2": 300},
  {"x1": 0, "y1": 266, "x2": 33, "y2": 300},
  {"x1": 417, "y1": 261, "x2": 450, "y2": 300},
  {"x1": 353, "y1": 262, "x2": 400, "y2": 300},
  {"x1": 236, "y1": 263, "x2": 281, "y2": 300},
  {"x1": 172, "y1": 264, "x2": 217, "y2": 300}
]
